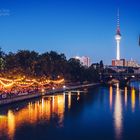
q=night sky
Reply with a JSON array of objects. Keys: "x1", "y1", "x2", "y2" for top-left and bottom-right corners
[{"x1": 0, "y1": 0, "x2": 140, "y2": 64}]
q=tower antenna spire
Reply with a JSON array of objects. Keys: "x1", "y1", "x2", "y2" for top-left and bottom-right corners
[
  {"x1": 117, "y1": 8, "x2": 121, "y2": 35},
  {"x1": 117, "y1": 8, "x2": 120, "y2": 28},
  {"x1": 115, "y1": 8, "x2": 122, "y2": 60}
]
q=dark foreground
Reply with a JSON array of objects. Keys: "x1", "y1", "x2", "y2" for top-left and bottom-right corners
[{"x1": 0, "y1": 82, "x2": 140, "y2": 140}]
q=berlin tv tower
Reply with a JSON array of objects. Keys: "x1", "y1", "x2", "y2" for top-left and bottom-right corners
[{"x1": 115, "y1": 9, "x2": 121, "y2": 60}]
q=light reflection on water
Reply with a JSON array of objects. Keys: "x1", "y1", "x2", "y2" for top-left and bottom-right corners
[
  {"x1": 110, "y1": 83, "x2": 138, "y2": 140},
  {"x1": 131, "y1": 88, "x2": 136, "y2": 112},
  {"x1": 109, "y1": 86, "x2": 113, "y2": 109},
  {"x1": 68, "y1": 92, "x2": 71, "y2": 109},
  {"x1": 0, "y1": 83, "x2": 139, "y2": 140},
  {"x1": 0, "y1": 94, "x2": 66, "y2": 140},
  {"x1": 114, "y1": 83, "x2": 122, "y2": 140},
  {"x1": 124, "y1": 87, "x2": 127, "y2": 107}
]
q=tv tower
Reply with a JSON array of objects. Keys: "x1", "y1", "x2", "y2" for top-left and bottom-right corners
[{"x1": 115, "y1": 9, "x2": 121, "y2": 60}]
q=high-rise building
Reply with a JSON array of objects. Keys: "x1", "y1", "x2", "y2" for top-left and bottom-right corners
[
  {"x1": 75, "y1": 56, "x2": 91, "y2": 67},
  {"x1": 81, "y1": 56, "x2": 91, "y2": 67}
]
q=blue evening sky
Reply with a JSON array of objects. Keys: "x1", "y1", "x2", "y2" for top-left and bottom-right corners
[{"x1": 0, "y1": 0, "x2": 140, "y2": 64}]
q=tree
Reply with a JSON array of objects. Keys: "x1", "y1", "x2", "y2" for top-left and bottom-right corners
[
  {"x1": 100, "y1": 60, "x2": 104, "y2": 70},
  {"x1": 0, "y1": 47, "x2": 5, "y2": 71},
  {"x1": 1, "y1": 49, "x2": 102, "y2": 83}
]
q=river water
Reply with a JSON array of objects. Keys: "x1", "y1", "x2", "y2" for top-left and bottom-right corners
[{"x1": 0, "y1": 82, "x2": 140, "y2": 140}]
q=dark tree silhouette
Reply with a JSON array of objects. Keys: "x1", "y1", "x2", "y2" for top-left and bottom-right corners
[{"x1": 1, "y1": 48, "x2": 102, "y2": 82}]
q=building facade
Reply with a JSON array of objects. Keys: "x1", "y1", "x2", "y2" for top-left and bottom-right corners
[
  {"x1": 75, "y1": 56, "x2": 91, "y2": 67},
  {"x1": 112, "y1": 59, "x2": 126, "y2": 67}
]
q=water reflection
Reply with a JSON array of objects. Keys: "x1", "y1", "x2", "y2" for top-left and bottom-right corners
[
  {"x1": 109, "y1": 86, "x2": 113, "y2": 109},
  {"x1": 8, "y1": 110, "x2": 15, "y2": 140},
  {"x1": 68, "y1": 92, "x2": 71, "y2": 109},
  {"x1": 77, "y1": 91, "x2": 80, "y2": 101},
  {"x1": 0, "y1": 84, "x2": 140, "y2": 140},
  {"x1": 0, "y1": 94, "x2": 66, "y2": 140},
  {"x1": 114, "y1": 83, "x2": 122, "y2": 140},
  {"x1": 139, "y1": 88, "x2": 140, "y2": 106},
  {"x1": 124, "y1": 87, "x2": 128, "y2": 107},
  {"x1": 131, "y1": 88, "x2": 136, "y2": 112}
]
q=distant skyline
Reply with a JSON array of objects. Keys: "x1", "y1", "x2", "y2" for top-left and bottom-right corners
[{"x1": 0, "y1": 0, "x2": 140, "y2": 64}]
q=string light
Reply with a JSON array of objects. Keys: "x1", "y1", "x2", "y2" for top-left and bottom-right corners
[
  {"x1": 0, "y1": 80, "x2": 14, "y2": 88},
  {"x1": 0, "y1": 77, "x2": 65, "y2": 90}
]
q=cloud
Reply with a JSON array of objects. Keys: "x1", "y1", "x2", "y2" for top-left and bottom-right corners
[{"x1": 0, "y1": 9, "x2": 10, "y2": 16}]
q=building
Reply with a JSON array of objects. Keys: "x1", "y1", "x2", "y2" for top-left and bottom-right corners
[
  {"x1": 127, "y1": 59, "x2": 140, "y2": 67},
  {"x1": 112, "y1": 58, "x2": 140, "y2": 68},
  {"x1": 81, "y1": 56, "x2": 91, "y2": 67},
  {"x1": 112, "y1": 59, "x2": 126, "y2": 67},
  {"x1": 75, "y1": 56, "x2": 91, "y2": 67}
]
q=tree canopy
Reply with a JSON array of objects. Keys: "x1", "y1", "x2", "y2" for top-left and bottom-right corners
[{"x1": 0, "y1": 49, "x2": 103, "y2": 83}]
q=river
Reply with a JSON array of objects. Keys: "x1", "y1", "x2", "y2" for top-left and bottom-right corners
[{"x1": 0, "y1": 82, "x2": 140, "y2": 140}]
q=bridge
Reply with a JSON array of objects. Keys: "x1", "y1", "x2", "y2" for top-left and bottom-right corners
[
  {"x1": 64, "y1": 90, "x2": 87, "y2": 93},
  {"x1": 102, "y1": 73, "x2": 140, "y2": 85}
]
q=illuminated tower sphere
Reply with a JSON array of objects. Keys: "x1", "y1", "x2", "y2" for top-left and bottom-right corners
[{"x1": 115, "y1": 9, "x2": 121, "y2": 60}]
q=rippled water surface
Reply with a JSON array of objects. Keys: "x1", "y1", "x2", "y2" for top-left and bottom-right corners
[{"x1": 0, "y1": 83, "x2": 140, "y2": 140}]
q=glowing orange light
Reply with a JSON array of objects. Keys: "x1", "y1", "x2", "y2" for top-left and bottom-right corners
[
  {"x1": 0, "y1": 77, "x2": 65, "y2": 91},
  {"x1": 131, "y1": 88, "x2": 136, "y2": 112},
  {"x1": 109, "y1": 86, "x2": 113, "y2": 109}
]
